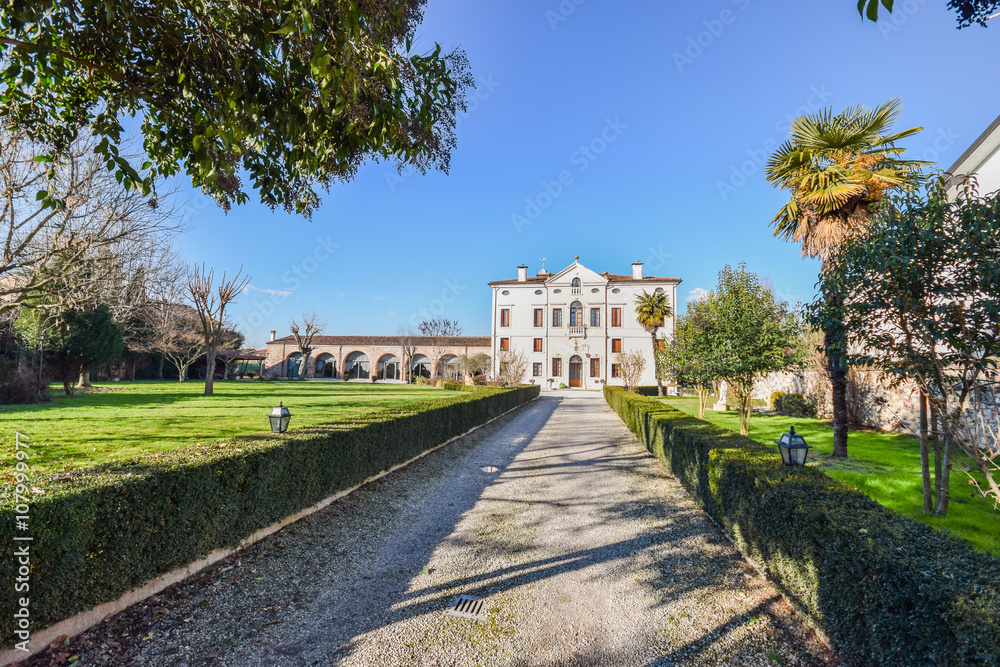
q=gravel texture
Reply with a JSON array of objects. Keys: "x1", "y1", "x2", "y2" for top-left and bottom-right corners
[{"x1": 24, "y1": 391, "x2": 839, "y2": 667}]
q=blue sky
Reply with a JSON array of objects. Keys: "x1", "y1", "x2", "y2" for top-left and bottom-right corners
[{"x1": 170, "y1": 1, "x2": 1000, "y2": 345}]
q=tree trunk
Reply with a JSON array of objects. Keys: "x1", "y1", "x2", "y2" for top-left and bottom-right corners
[
  {"x1": 62, "y1": 379, "x2": 73, "y2": 396},
  {"x1": 76, "y1": 370, "x2": 91, "y2": 388},
  {"x1": 204, "y1": 346, "x2": 215, "y2": 396},
  {"x1": 697, "y1": 386, "x2": 710, "y2": 419},
  {"x1": 825, "y1": 325, "x2": 849, "y2": 457},
  {"x1": 651, "y1": 331, "x2": 663, "y2": 397},
  {"x1": 936, "y1": 431, "x2": 952, "y2": 516},
  {"x1": 919, "y1": 388, "x2": 932, "y2": 512},
  {"x1": 158, "y1": 354, "x2": 165, "y2": 380},
  {"x1": 301, "y1": 351, "x2": 311, "y2": 380}
]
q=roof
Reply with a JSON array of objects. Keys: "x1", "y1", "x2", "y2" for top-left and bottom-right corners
[
  {"x1": 948, "y1": 113, "x2": 1000, "y2": 176},
  {"x1": 488, "y1": 273, "x2": 682, "y2": 286},
  {"x1": 268, "y1": 335, "x2": 492, "y2": 348}
]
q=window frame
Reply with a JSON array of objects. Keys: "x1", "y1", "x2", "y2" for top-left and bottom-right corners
[
  {"x1": 500, "y1": 308, "x2": 510, "y2": 328},
  {"x1": 552, "y1": 308, "x2": 563, "y2": 327},
  {"x1": 533, "y1": 338, "x2": 543, "y2": 352},
  {"x1": 500, "y1": 337, "x2": 510, "y2": 351},
  {"x1": 611, "y1": 307, "x2": 622, "y2": 327},
  {"x1": 590, "y1": 357, "x2": 601, "y2": 377},
  {"x1": 533, "y1": 308, "x2": 544, "y2": 327},
  {"x1": 552, "y1": 358, "x2": 562, "y2": 377},
  {"x1": 590, "y1": 308, "x2": 600, "y2": 327},
  {"x1": 611, "y1": 338, "x2": 622, "y2": 353},
  {"x1": 611, "y1": 363, "x2": 621, "y2": 378}
]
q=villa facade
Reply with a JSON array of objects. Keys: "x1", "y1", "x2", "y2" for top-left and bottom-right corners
[
  {"x1": 948, "y1": 113, "x2": 1000, "y2": 195},
  {"x1": 264, "y1": 334, "x2": 490, "y2": 381},
  {"x1": 489, "y1": 259, "x2": 681, "y2": 389}
]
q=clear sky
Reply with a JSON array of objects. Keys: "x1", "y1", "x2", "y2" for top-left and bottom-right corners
[{"x1": 170, "y1": 1, "x2": 1000, "y2": 346}]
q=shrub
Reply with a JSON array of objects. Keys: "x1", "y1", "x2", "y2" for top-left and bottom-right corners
[
  {"x1": 0, "y1": 366, "x2": 50, "y2": 404},
  {"x1": 769, "y1": 390, "x2": 786, "y2": 411},
  {"x1": 603, "y1": 386, "x2": 1000, "y2": 666},
  {"x1": 778, "y1": 392, "x2": 815, "y2": 417},
  {"x1": 0, "y1": 385, "x2": 539, "y2": 642}
]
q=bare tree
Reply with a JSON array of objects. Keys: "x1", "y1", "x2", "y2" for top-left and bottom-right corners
[
  {"x1": 155, "y1": 307, "x2": 205, "y2": 382},
  {"x1": 187, "y1": 265, "x2": 250, "y2": 396},
  {"x1": 459, "y1": 353, "x2": 490, "y2": 384},
  {"x1": 616, "y1": 350, "x2": 647, "y2": 392},
  {"x1": 496, "y1": 349, "x2": 529, "y2": 386},
  {"x1": 0, "y1": 129, "x2": 182, "y2": 318},
  {"x1": 397, "y1": 327, "x2": 418, "y2": 384},
  {"x1": 289, "y1": 312, "x2": 326, "y2": 380},
  {"x1": 418, "y1": 317, "x2": 462, "y2": 336}
]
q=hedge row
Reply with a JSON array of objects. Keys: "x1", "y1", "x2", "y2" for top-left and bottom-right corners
[
  {"x1": 604, "y1": 386, "x2": 1000, "y2": 666},
  {"x1": 0, "y1": 385, "x2": 539, "y2": 642}
]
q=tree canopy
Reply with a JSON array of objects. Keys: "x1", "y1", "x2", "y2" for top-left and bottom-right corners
[
  {"x1": 857, "y1": 0, "x2": 999, "y2": 28},
  {"x1": 1, "y1": 0, "x2": 473, "y2": 216}
]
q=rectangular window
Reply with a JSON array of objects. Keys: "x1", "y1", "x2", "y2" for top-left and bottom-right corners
[
  {"x1": 552, "y1": 358, "x2": 562, "y2": 376},
  {"x1": 611, "y1": 338, "x2": 622, "y2": 353},
  {"x1": 533, "y1": 338, "x2": 543, "y2": 352},
  {"x1": 534, "y1": 308, "x2": 544, "y2": 327},
  {"x1": 611, "y1": 307, "x2": 622, "y2": 327},
  {"x1": 590, "y1": 358, "x2": 601, "y2": 377},
  {"x1": 590, "y1": 308, "x2": 600, "y2": 327},
  {"x1": 552, "y1": 308, "x2": 563, "y2": 327},
  {"x1": 500, "y1": 337, "x2": 510, "y2": 351},
  {"x1": 533, "y1": 362, "x2": 542, "y2": 377},
  {"x1": 500, "y1": 308, "x2": 510, "y2": 328},
  {"x1": 611, "y1": 363, "x2": 621, "y2": 378}
]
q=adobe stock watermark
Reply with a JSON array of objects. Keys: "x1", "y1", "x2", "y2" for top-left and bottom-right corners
[
  {"x1": 511, "y1": 117, "x2": 628, "y2": 234},
  {"x1": 545, "y1": 0, "x2": 587, "y2": 30},
  {"x1": 408, "y1": 277, "x2": 468, "y2": 328},
  {"x1": 672, "y1": 0, "x2": 752, "y2": 73},
  {"x1": 876, "y1": 0, "x2": 930, "y2": 40},
  {"x1": 644, "y1": 245, "x2": 673, "y2": 273},
  {"x1": 919, "y1": 126, "x2": 960, "y2": 165},
  {"x1": 716, "y1": 85, "x2": 834, "y2": 202},
  {"x1": 12, "y1": 432, "x2": 32, "y2": 653},
  {"x1": 237, "y1": 235, "x2": 339, "y2": 331},
  {"x1": 385, "y1": 75, "x2": 502, "y2": 192}
]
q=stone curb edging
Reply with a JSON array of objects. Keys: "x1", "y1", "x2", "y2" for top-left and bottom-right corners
[{"x1": 0, "y1": 397, "x2": 537, "y2": 666}]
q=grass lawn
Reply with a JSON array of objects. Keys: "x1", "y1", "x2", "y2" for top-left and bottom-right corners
[
  {"x1": 0, "y1": 380, "x2": 451, "y2": 473},
  {"x1": 663, "y1": 397, "x2": 1000, "y2": 556}
]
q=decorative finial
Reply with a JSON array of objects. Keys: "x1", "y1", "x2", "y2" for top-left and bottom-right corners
[
  {"x1": 539, "y1": 257, "x2": 547, "y2": 272},
  {"x1": 574, "y1": 255, "x2": 580, "y2": 261}
]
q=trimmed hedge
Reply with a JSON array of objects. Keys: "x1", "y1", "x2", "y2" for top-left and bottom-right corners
[
  {"x1": 0, "y1": 385, "x2": 539, "y2": 642},
  {"x1": 604, "y1": 386, "x2": 1000, "y2": 666}
]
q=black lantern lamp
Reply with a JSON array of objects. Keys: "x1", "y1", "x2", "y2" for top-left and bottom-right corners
[
  {"x1": 775, "y1": 426, "x2": 811, "y2": 466},
  {"x1": 268, "y1": 402, "x2": 291, "y2": 434}
]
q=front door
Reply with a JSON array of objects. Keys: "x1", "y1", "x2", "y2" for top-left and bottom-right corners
[{"x1": 569, "y1": 361, "x2": 583, "y2": 388}]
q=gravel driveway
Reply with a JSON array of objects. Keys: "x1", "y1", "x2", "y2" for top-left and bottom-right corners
[{"x1": 25, "y1": 392, "x2": 838, "y2": 667}]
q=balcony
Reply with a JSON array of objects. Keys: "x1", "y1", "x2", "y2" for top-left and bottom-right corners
[
  {"x1": 568, "y1": 326, "x2": 587, "y2": 338},
  {"x1": 571, "y1": 287, "x2": 582, "y2": 295}
]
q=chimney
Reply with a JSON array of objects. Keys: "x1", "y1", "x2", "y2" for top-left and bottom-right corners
[
  {"x1": 632, "y1": 261, "x2": 643, "y2": 280},
  {"x1": 269, "y1": 330, "x2": 276, "y2": 342},
  {"x1": 517, "y1": 264, "x2": 528, "y2": 282}
]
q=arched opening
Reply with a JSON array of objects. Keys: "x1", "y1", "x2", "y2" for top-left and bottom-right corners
[
  {"x1": 437, "y1": 354, "x2": 461, "y2": 381},
  {"x1": 286, "y1": 352, "x2": 303, "y2": 379},
  {"x1": 314, "y1": 353, "x2": 336, "y2": 378},
  {"x1": 569, "y1": 354, "x2": 584, "y2": 388},
  {"x1": 377, "y1": 354, "x2": 400, "y2": 380},
  {"x1": 344, "y1": 351, "x2": 370, "y2": 380},
  {"x1": 569, "y1": 301, "x2": 584, "y2": 327},
  {"x1": 411, "y1": 354, "x2": 431, "y2": 380},
  {"x1": 572, "y1": 278, "x2": 581, "y2": 287}
]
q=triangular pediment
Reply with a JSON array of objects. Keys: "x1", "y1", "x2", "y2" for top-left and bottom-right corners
[{"x1": 545, "y1": 261, "x2": 608, "y2": 286}]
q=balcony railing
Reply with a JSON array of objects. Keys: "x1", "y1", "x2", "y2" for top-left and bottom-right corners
[
  {"x1": 568, "y1": 326, "x2": 586, "y2": 338},
  {"x1": 571, "y1": 287, "x2": 582, "y2": 295}
]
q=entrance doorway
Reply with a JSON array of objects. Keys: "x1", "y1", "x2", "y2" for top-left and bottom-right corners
[{"x1": 569, "y1": 355, "x2": 583, "y2": 388}]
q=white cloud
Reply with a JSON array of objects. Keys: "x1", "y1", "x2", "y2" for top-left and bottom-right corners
[
  {"x1": 247, "y1": 285, "x2": 293, "y2": 297},
  {"x1": 686, "y1": 287, "x2": 710, "y2": 302},
  {"x1": 387, "y1": 310, "x2": 397, "y2": 316},
  {"x1": 373, "y1": 295, "x2": 388, "y2": 302},
  {"x1": 332, "y1": 291, "x2": 345, "y2": 297}
]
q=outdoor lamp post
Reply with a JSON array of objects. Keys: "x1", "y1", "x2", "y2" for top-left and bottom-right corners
[
  {"x1": 775, "y1": 426, "x2": 811, "y2": 466},
  {"x1": 268, "y1": 402, "x2": 291, "y2": 434}
]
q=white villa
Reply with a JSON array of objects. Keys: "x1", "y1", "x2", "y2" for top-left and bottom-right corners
[{"x1": 489, "y1": 258, "x2": 682, "y2": 389}]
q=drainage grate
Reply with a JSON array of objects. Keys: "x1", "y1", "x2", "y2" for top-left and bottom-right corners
[
  {"x1": 443, "y1": 595, "x2": 486, "y2": 621},
  {"x1": 481, "y1": 465, "x2": 500, "y2": 473}
]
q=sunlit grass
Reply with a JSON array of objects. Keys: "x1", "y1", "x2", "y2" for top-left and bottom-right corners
[
  {"x1": 663, "y1": 397, "x2": 1000, "y2": 555},
  {"x1": 0, "y1": 380, "x2": 450, "y2": 473}
]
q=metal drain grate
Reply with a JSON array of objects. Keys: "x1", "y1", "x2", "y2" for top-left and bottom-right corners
[{"x1": 443, "y1": 595, "x2": 486, "y2": 621}]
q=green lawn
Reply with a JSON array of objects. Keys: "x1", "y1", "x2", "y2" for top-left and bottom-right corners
[
  {"x1": 663, "y1": 397, "x2": 1000, "y2": 556},
  {"x1": 0, "y1": 381, "x2": 450, "y2": 473}
]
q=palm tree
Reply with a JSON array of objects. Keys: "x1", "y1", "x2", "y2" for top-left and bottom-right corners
[
  {"x1": 634, "y1": 289, "x2": 672, "y2": 397},
  {"x1": 765, "y1": 97, "x2": 927, "y2": 457}
]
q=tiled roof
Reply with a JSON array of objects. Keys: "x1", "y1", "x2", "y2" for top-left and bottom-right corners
[
  {"x1": 488, "y1": 274, "x2": 681, "y2": 286},
  {"x1": 487, "y1": 276, "x2": 548, "y2": 286},
  {"x1": 268, "y1": 335, "x2": 491, "y2": 348}
]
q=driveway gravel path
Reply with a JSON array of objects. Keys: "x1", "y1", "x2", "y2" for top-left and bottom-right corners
[{"x1": 25, "y1": 392, "x2": 838, "y2": 667}]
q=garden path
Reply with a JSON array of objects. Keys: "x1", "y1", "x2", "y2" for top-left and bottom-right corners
[{"x1": 27, "y1": 392, "x2": 837, "y2": 667}]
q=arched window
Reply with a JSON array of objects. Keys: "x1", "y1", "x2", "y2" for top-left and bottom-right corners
[
  {"x1": 344, "y1": 351, "x2": 370, "y2": 379},
  {"x1": 377, "y1": 354, "x2": 400, "y2": 380},
  {"x1": 437, "y1": 354, "x2": 461, "y2": 381},
  {"x1": 315, "y1": 353, "x2": 336, "y2": 378},
  {"x1": 411, "y1": 354, "x2": 431, "y2": 379},
  {"x1": 572, "y1": 278, "x2": 581, "y2": 287},
  {"x1": 285, "y1": 352, "x2": 303, "y2": 379},
  {"x1": 569, "y1": 301, "x2": 584, "y2": 327}
]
